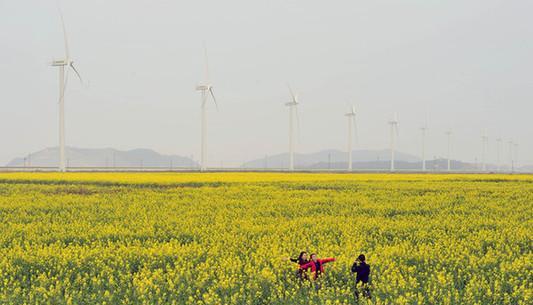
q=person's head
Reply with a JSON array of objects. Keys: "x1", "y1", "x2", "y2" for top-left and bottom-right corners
[
  {"x1": 298, "y1": 251, "x2": 308, "y2": 262},
  {"x1": 357, "y1": 254, "x2": 366, "y2": 262},
  {"x1": 310, "y1": 253, "x2": 318, "y2": 262}
]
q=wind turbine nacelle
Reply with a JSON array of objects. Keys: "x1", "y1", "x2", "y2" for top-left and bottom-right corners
[
  {"x1": 51, "y1": 59, "x2": 68, "y2": 66},
  {"x1": 196, "y1": 84, "x2": 210, "y2": 91}
]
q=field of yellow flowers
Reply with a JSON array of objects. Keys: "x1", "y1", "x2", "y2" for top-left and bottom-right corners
[{"x1": 0, "y1": 172, "x2": 531, "y2": 304}]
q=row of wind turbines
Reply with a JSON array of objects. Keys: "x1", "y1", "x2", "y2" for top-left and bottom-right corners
[
  {"x1": 397, "y1": 117, "x2": 520, "y2": 173},
  {"x1": 50, "y1": 12, "x2": 520, "y2": 173}
]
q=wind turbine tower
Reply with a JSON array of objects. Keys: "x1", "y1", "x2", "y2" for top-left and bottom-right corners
[
  {"x1": 195, "y1": 46, "x2": 218, "y2": 171},
  {"x1": 481, "y1": 132, "x2": 488, "y2": 172},
  {"x1": 514, "y1": 143, "x2": 519, "y2": 170},
  {"x1": 388, "y1": 113, "x2": 399, "y2": 172},
  {"x1": 286, "y1": 86, "x2": 299, "y2": 171},
  {"x1": 445, "y1": 130, "x2": 452, "y2": 171},
  {"x1": 508, "y1": 140, "x2": 514, "y2": 173},
  {"x1": 420, "y1": 120, "x2": 428, "y2": 171},
  {"x1": 345, "y1": 106, "x2": 357, "y2": 171},
  {"x1": 50, "y1": 11, "x2": 83, "y2": 172},
  {"x1": 496, "y1": 138, "x2": 502, "y2": 172}
]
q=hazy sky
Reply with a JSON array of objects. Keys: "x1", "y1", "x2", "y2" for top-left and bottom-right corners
[{"x1": 1, "y1": 0, "x2": 532, "y2": 166}]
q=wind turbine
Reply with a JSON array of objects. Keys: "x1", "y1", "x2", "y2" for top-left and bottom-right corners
[
  {"x1": 445, "y1": 130, "x2": 452, "y2": 171},
  {"x1": 345, "y1": 106, "x2": 357, "y2": 171},
  {"x1": 513, "y1": 143, "x2": 519, "y2": 170},
  {"x1": 420, "y1": 118, "x2": 428, "y2": 172},
  {"x1": 481, "y1": 132, "x2": 488, "y2": 172},
  {"x1": 286, "y1": 86, "x2": 300, "y2": 171},
  {"x1": 196, "y1": 45, "x2": 218, "y2": 171},
  {"x1": 507, "y1": 140, "x2": 514, "y2": 173},
  {"x1": 388, "y1": 113, "x2": 399, "y2": 172},
  {"x1": 496, "y1": 138, "x2": 502, "y2": 172},
  {"x1": 50, "y1": 10, "x2": 83, "y2": 172}
]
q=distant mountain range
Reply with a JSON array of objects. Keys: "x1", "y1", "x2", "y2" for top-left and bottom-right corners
[
  {"x1": 7, "y1": 147, "x2": 198, "y2": 168},
  {"x1": 242, "y1": 149, "x2": 421, "y2": 169},
  {"x1": 518, "y1": 165, "x2": 533, "y2": 173},
  {"x1": 5, "y1": 147, "x2": 531, "y2": 172},
  {"x1": 308, "y1": 159, "x2": 476, "y2": 171},
  {"x1": 242, "y1": 149, "x2": 531, "y2": 172}
]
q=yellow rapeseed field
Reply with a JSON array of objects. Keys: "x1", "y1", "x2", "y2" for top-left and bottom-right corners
[{"x1": 0, "y1": 172, "x2": 531, "y2": 304}]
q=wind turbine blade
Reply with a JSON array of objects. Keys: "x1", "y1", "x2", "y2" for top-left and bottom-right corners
[
  {"x1": 295, "y1": 106, "x2": 301, "y2": 143},
  {"x1": 59, "y1": 68, "x2": 70, "y2": 103},
  {"x1": 394, "y1": 112, "x2": 399, "y2": 137},
  {"x1": 209, "y1": 87, "x2": 218, "y2": 110},
  {"x1": 287, "y1": 84, "x2": 296, "y2": 103},
  {"x1": 70, "y1": 62, "x2": 83, "y2": 84},
  {"x1": 58, "y1": 8, "x2": 70, "y2": 60}
]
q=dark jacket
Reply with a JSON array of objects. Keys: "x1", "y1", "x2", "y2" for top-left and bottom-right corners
[
  {"x1": 351, "y1": 261, "x2": 370, "y2": 284},
  {"x1": 290, "y1": 258, "x2": 309, "y2": 268}
]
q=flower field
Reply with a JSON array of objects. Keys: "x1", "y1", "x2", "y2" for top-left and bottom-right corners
[{"x1": 0, "y1": 172, "x2": 531, "y2": 304}]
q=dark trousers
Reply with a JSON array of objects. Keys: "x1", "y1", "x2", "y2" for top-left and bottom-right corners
[
  {"x1": 296, "y1": 269, "x2": 309, "y2": 281},
  {"x1": 354, "y1": 282, "x2": 371, "y2": 301}
]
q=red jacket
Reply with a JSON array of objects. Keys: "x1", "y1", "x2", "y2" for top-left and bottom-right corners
[{"x1": 300, "y1": 258, "x2": 336, "y2": 278}]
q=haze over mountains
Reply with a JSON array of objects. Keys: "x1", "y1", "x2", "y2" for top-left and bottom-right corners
[
  {"x1": 2, "y1": 1, "x2": 532, "y2": 170},
  {"x1": 242, "y1": 149, "x2": 420, "y2": 168},
  {"x1": 6, "y1": 147, "x2": 530, "y2": 172},
  {"x1": 243, "y1": 150, "x2": 478, "y2": 171},
  {"x1": 7, "y1": 147, "x2": 198, "y2": 168}
]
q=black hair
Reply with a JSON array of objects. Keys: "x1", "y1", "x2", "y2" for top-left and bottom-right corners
[
  {"x1": 358, "y1": 254, "x2": 366, "y2": 262},
  {"x1": 298, "y1": 251, "x2": 308, "y2": 264}
]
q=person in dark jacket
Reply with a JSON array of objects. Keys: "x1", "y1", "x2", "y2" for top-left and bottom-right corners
[
  {"x1": 288, "y1": 251, "x2": 309, "y2": 265},
  {"x1": 351, "y1": 254, "x2": 371, "y2": 300},
  {"x1": 286, "y1": 251, "x2": 310, "y2": 280}
]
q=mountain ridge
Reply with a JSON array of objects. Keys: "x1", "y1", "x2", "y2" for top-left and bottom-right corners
[
  {"x1": 6, "y1": 147, "x2": 532, "y2": 172},
  {"x1": 7, "y1": 147, "x2": 198, "y2": 168},
  {"x1": 242, "y1": 149, "x2": 421, "y2": 169}
]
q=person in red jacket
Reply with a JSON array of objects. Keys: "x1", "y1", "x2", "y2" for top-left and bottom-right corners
[{"x1": 300, "y1": 253, "x2": 336, "y2": 280}]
